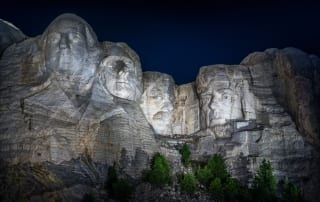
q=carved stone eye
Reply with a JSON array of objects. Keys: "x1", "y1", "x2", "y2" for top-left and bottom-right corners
[
  {"x1": 47, "y1": 33, "x2": 61, "y2": 44},
  {"x1": 149, "y1": 88, "x2": 161, "y2": 98},
  {"x1": 222, "y1": 92, "x2": 231, "y2": 100},
  {"x1": 68, "y1": 33, "x2": 82, "y2": 43},
  {"x1": 112, "y1": 60, "x2": 126, "y2": 73}
]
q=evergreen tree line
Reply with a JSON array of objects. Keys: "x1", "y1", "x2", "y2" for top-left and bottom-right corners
[{"x1": 84, "y1": 143, "x2": 303, "y2": 202}]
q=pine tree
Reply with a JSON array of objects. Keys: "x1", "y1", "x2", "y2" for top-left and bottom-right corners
[
  {"x1": 179, "y1": 173, "x2": 197, "y2": 193},
  {"x1": 252, "y1": 159, "x2": 277, "y2": 202},
  {"x1": 179, "y1": 143, "x2": 191, "y2": 167},
  {"x1": 147, "y1": 152, "x2": 171, "y2": 186},
  {"x1": 282, "y1": 179, "x2": 303, "y2": 202},
  {"x1": 207, "y1": 154, "x2": 229, "y2": 182}
]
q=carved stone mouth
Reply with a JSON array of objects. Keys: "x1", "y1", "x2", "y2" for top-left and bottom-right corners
[
  {"x1": 116, "y1": 82, "x2": 131, "y2": 92},
  {"x1": 116, "y1": 81, "x2": 129, "y2": 85},
  {"x1": 153, "y1": 111, "x2": 170, "y2": 120}
]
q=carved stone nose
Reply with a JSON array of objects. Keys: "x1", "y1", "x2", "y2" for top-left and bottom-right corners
[
  {"x1": 209, "y1": 97, "x2": 215, "y2": 109},
  {"x1": 119, "y1": 69, "x2": 129, "y2": 79},
  {"x1": 59, "y1": 35, "x2": 68, "y2": 49},
  {"x1": 162, "y1": 99, "x2": 173, "y2": 111},
  {"x1": 166, "y1": 104, "x2": 174, "y2": 111}
]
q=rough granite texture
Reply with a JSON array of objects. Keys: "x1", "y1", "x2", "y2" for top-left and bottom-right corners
[
  {"x1": 0, "y1": 14, "x2": 158, "y2": 178},
  {"x1": 0, "y1": 13, "x2": 319, "y2": 201},
  {"x1": 0, "y1": 19, "x2": 27, "y2": 55}
]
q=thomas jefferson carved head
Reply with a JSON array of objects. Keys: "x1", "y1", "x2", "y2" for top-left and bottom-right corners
[
  {"x1": 98, "y1": 42, "x2": 142, "y2": 101},
  {"x1": 42, "y1": 13, "x2": 100, "y2": 96},
  {"x1": 140, "y1": 72, "x2": 175, "y2": 135},
  {"x1": 99, "y1": 55, "x2": 142, "y2": 101}
]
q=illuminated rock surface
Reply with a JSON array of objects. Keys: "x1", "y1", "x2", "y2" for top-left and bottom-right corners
[
  {"x1": 0, "y1": 14, "x2": 158, "y2": 179},
  {"x1": 173, "y1": 82, "x2": 200, "y2": 135},
  {"x1": 193, "y1": 61, "x2": 319, "y2": 201},
  {"x1": 0, "y1": 19, "x2": 26, "y2": 55},
  {"x1": 0, "y1": 14, "x2": 319, "y2": 201},
  {"x1": 140, "y1": 71, "x2": 175, "y2": 135}
]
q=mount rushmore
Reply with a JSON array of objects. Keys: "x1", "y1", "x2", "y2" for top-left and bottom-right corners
[{"x1": 0, "y1": 13, "x2": 319, "y2": 201}]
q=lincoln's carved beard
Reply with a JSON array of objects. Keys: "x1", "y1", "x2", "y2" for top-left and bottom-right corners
[{"x1": 199, "y1": 82, "x2": 244, "y2": 138}]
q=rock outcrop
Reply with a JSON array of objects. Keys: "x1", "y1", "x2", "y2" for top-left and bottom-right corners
[
  {"x1": 193, "y1": 63, "x2": 318, "y2": 197},
  {"x1": 140, "y1": 72, "x2": 175, "y2": 135},
  {"x1": 0, "y1": 14, "x2": 158, "y2": 180},
  {"x1": 0, "y1": 13, "x2": 319, "y2": 201},
  {"x1": 241, "y1": 48, "x2": 320, "y2": 146},
  {"x1": 0, "y1": 19, "x2": 27, "y2": 55},
  {"x1": 173, "y1": 82, "x2": 200, "y2": 135},
  {"x1": 140, "y1": 72, "x2": 200, "y2": 136}
]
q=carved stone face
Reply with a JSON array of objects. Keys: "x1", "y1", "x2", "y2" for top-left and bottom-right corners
[
  {"x1": 100, "y1": 56, "x2": 141, "y2": 100},
  {"x1": 208, "y1": 85, "x2": 242, "y2": 126},
  {"x1": 197, "y1": 66, "x2": 244, "y2": 137},
  {"x1": 140, "y1": 72, "x2": 175, "y2": 135},
  {"x1": 43, "y1": 14, "x2": 98, "y2": 95},
  {"x1": 99, "y1": 56, "x2": 141, "y2": 101}
]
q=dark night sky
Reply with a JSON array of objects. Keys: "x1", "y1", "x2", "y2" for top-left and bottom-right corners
[{"x1": 1, "y1": 0, "x2": 319, "y2": 84}]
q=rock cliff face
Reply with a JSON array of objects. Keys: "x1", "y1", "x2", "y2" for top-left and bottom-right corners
[
  {"x1": 241, "y1": 48, "x2": 320, "y2": 146},
  {"x1": 173, "y1": 82, "x2": 200, "y2": 135},
  {"x1": 0, "y1": 14, "x2": 158, "y2": 179},
  {"x1": 0, "y1": 19, "x2": 26, "y2": 55},
  {"x1": 0, "y1": 13, "x2": 319, "y2": 201},
  {"x1": 193, "y1": 63, "x2": 317, "y2": 194}
]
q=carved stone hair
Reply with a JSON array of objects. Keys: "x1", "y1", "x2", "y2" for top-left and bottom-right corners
[
  {"x1": 40, "y1": 13, "x2": 98, "y2": 49},
  {"x1": 196, "y1": 65, "x2": 244, "y2": 95}
]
